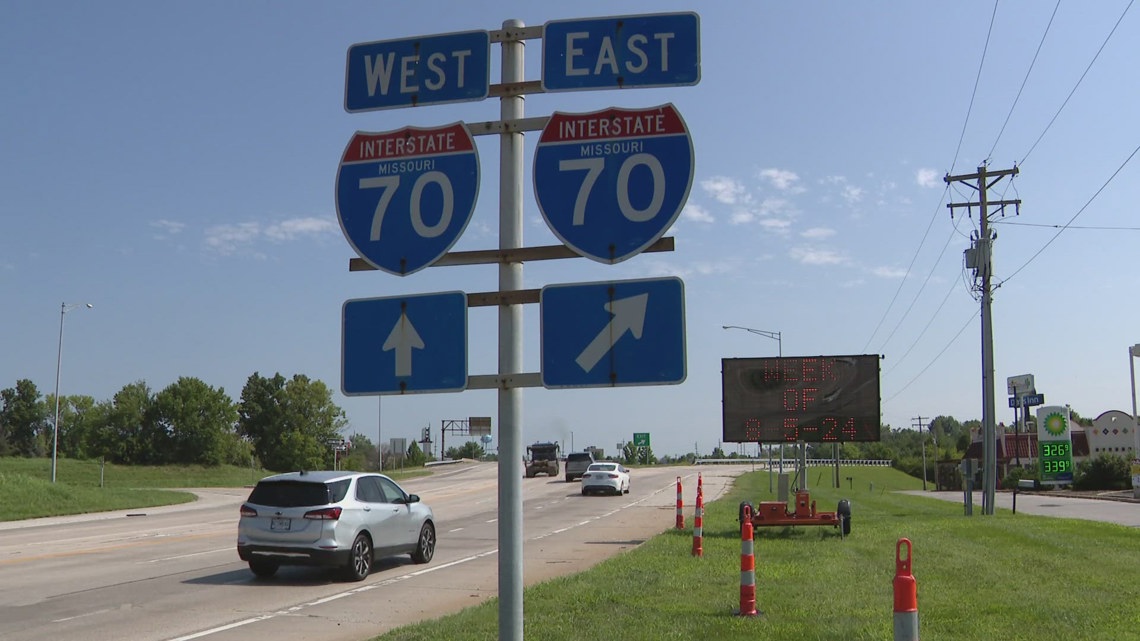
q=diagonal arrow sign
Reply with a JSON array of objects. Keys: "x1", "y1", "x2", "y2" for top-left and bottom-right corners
[
  {"x1": 382, "y1": 311, "x2": 425, "y2": 377},
  {"x1": 575, "y1": 293, "x2": 649, "y2": 372}
]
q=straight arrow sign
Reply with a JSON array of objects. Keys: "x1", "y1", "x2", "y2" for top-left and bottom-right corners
[
  {"x1": 575, "y1": 293, "x2": 648, "y2": 372},
  {"x1": 383, "y1": 310, "x2": 424, "y2": 376},
  {"x1": 342, "y1": 291, "x2": 467, "y2": 395}
]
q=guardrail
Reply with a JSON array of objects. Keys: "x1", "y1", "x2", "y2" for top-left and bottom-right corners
[{"x1": 694, "y1": 458, "x2": 893, "y2": 467}]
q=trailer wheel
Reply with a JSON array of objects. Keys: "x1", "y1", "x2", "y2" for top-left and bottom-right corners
[
  {"x1": 738, "y1": 501, "x2": 754, "y2": 526},
  {"x1": 837, "y1": 499, "x2": 852, "y2": 536}
]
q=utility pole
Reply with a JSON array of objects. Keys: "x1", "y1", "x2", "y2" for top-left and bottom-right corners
[
  {"x1": 912, "y1": 416, "x2": 928, "y2": 491},
  {"x1": 945, "y1": 165, "x2": 1021, "y2": 516}
]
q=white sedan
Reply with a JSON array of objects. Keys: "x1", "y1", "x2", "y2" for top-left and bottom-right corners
[{"x1": 580, "y1": 462, "x2": 631, "y2": 496}]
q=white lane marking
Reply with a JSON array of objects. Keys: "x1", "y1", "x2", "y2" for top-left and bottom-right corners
[
  {"x1": 164, "y1": 480, "x2": 678, "y2": 640},
  {"x1": 146, "y1": 547, "x2": 233, "y2": 563},
  {"x1": 448, "y1": 527, "x2": 465, "y2": 533},
  {"x1": 163, "y1": 550, "x2": 499, "y2": 641},
  {"x1": 486, "y1": 518, "x2": 497, "y2": 524},
  {"x1": 53, "y1": 608, "x2": 114, "y2": 623}
]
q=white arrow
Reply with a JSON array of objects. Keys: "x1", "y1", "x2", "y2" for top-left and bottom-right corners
[
  {"x1": 575, "y1": 293, "x2": 649, "y2": 373},
  {"x1": 382, "y1": 311, "x2": 425, "y2": 377}
]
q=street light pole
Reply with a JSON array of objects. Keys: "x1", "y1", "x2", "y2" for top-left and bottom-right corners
[
  {"x1": 723, "y1": 324, "x2": 783, "y2": 491},
  {"x1": 52, "y1": 302, "x2": 93, "y2": 483},
  {"x1": 1130, "y1": 344, "x2": 1140, "y2": 499},
  {"x1": 722, "y1": 325, "x2": 781, "y2": 357}
]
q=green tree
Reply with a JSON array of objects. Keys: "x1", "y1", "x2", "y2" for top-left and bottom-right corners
[
  {"x1": 0, "y1": 379, "x2": 47, "y2": 457},
  {"x1": 406, "y1": 440, "x2": 427, "y2": 467},
  {"x1": 445, "y1": 441, "x2": 484, "y2": 460},
  {"x1": 55, "y1": 394, "x2": 97, "y2": 459},
  {"x1": 237, "y1": 372, "x2": 347, "y2": 472},
  {"x1": 90, "y1": 381, "x2": 154, "y2": 464},
  {"x1": 151, "y1": 377, "x2": 238, "y2": 465}
]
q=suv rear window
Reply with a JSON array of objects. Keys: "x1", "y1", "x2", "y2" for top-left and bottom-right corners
[
  {"x1": 248, "y1": 479, "x2": 350, "y2": 507},
  {"x1": 567, "y1": 453, "x2": 593, "y2": 462}
]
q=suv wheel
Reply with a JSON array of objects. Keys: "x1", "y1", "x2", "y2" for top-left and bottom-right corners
[
  {"x1": 345, "y1": 533, "x2": 373, "y2": 581},
  {"x1": 249, "y1": 560, "x2": 278, "y2": 578},
  {"x1": 411, "y1": 522, "x2": 436, "y2": 564}
]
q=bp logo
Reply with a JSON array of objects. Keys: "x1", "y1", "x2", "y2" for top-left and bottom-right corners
[{"x1": 1043, "y1": 412, "x2": 1068, "y2": 437}]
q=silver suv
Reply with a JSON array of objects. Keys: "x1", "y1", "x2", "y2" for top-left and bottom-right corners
[
  {"x1": 236, "y1": 470, "x2": 435, "y2": 581},
  {"x1": 565, "y1": 452, "x2": 595, "y2": 482}
]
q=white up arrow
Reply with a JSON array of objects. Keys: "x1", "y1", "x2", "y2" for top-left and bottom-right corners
[
  {"x1": 383, "y1": 311, "x2": 424, "y2": 377},
  {"x1": 575, "y1": 293, "x2": 649, "y2": 373}
]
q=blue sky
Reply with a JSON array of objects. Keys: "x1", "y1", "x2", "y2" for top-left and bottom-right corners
[{"x1": 3, "y1": 2, "x2": 1139, "y2": 458}]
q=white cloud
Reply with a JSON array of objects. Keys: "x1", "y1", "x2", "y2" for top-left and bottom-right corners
[
  {"x1": 789, "y1": 246, "x2": 846, "y2": 265},
  {"x1": 759, "y1": 168, "x2": 803, "y2": 193},
  {"x1": 729, "y1": 210, "x2": 755, "y2": 225},
  {"x1": 842, "y1": 185, "x2": 864, "y2": 205},
  {"x1": 916, "y1": 168, "x2": 941, "y2": 188},
  {"x1": 681, "y1": 203, "x2": 714, "y2": 223},
  {"x1": 759, "y1": 218, "x2": 792, "y2": 234},
  {"x1": 700, "y1": 176, "x2": 749, "y2": 205},
  {"x1": 151, "y1": 219, "x2": 185, "y2": 236},
  {"x1": 205, "y1": 222, "x2": 260, "y2": 255},
  {"x1": 264, "y1": 217, "x2": 337, "y2": 241},
  {"x1": 758, "y1": 197, "x2": 793, "y2": 216},
  {"x1": 871, "y1": 265, "x2": 908, "y2": 279},
  {"x1": 801, "y1": 227, "x2": 836, "y2": 239},
  {"x1": 204, "y1": 216, "x2": 336, "y2": 255}
]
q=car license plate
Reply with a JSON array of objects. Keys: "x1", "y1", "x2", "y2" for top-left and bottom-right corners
[{"x1": 270, "y1": 517, "x2": 291, "y2": 531}]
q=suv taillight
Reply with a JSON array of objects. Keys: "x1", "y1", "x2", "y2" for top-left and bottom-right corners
[
  {"x1": 303, "y1": 507, "x2": 343, "y2": 520},
  {"x1": 240, "y1": 504, "x2": 257, "y2": 518}
]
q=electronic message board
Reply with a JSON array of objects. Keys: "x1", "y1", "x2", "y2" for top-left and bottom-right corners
[{"x1": 721, "y1": 355, "x2": 881, "y2": 443}]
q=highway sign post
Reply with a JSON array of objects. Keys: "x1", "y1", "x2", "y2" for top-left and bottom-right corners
[
  {"x1": 344, "y1": 30, "x2": 490, "y2": 112},
  {"x1": 540, "y1": 277, "x2": 685, "y2": 388},
  {"x1": 336, "y1": 122, "x2": 480, "y2": 275},
  {"x1": 533, "y1": 104, "x2": 694, "y2": 263},
  {"x1": 542, "y1": 12, "x2": 700, "y2": 92},
  {"x1": 342, "y1": 291, "x2": 467, "y2": 395}
]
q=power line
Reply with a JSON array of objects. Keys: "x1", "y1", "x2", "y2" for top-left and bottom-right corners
[
  {"x1": 949, "y1": 0, "x2": 1000, "y2": 174},
  {"x1": 884, "y1": 308, "x2": 979, "y2": 404},
  {"x1": 987, "y1": 0, "x2": 1061, "y2": 161},
  {"x1": 994, "y1": 220, "x2": 1140, "y2": 231},
  {"x1": 862, "y1": 186, "x2": 949, "y2": 353},
  {"x1": 1020, "y1": 0, "x2": 1135, "y2": 166},
  {"x1": 1003, "y1": 141, "x2": 1140, "y2": 284}
]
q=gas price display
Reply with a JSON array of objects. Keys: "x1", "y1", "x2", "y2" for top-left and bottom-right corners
[
  {"x1": 721, "y1": 355, "x2": 881, "y2": 443},
  {"x1": 1038, "y1": 440, "x2": 1074, "y2": 482}
]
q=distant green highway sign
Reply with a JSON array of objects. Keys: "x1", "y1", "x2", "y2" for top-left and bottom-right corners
[{"x1": 633, "y1": 432, "x2": 650, "y2": 447}]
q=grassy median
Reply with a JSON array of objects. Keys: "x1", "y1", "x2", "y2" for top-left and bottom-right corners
[
  {"x1": 373, "y1": 466, "x2": 1140, "y2": 641},
  {"x1": 0, "y1": 457, "x2": 427, "y2": 521}
]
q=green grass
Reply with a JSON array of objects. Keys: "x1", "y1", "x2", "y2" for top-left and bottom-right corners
[
  {"x1": 372, "y1": 466, "x2": 1140, "y2": 641},
  {"x1": 0, "y1": 456, "x2": 429, "y2": 522}
]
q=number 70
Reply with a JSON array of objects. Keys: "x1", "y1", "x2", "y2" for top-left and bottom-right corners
[{"x1": 557, "y1": 153, "x2": 666, "y2": 226}]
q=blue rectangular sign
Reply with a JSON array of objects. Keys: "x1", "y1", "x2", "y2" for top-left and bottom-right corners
[
  {"x1": 541, "y1": 277, "x2": 686, "y2": 388},
  {"x1": 542, "y1": 12, "x2": 700, "y2": 92},
  {"x1": 342, "y1": 292, "x2": 467, "y2": 395},
  {"x1": 1009, "y1": 393, "x2": 1046, "y2": 408},
  {"x1": 345, "y1": 30, "x2": 490, "y2": 112}
]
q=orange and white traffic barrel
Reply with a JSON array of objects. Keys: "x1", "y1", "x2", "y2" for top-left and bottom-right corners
[
  {"x1": 893, "y1": 538, "x2": 918, "y2": 641},
  {"x1": 691, "y1": 485, "x2": 704, "y2": 557},
  {"x1": 675, "y1": 476, "x2": 684, "y2": 529},
  {"x1": 737, "y1": 504, "x2": 758, "y2": 617}
]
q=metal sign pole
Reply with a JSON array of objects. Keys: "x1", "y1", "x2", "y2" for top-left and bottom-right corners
[{"x1": 498, "y1": 19, "x2": 525, "y2": 641}]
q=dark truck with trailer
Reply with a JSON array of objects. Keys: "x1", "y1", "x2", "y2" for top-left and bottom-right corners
[{"x1": 525, "y1": 442, "x2": 560, "y2": 478}]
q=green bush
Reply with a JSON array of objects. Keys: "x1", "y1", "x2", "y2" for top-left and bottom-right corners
[
  {"x1": 1001, "y1": 464, "x2": 1038, "y2": 490},
  {"x1": 1072, "y1": 453, "x2": 1131, "y2": 491}
]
